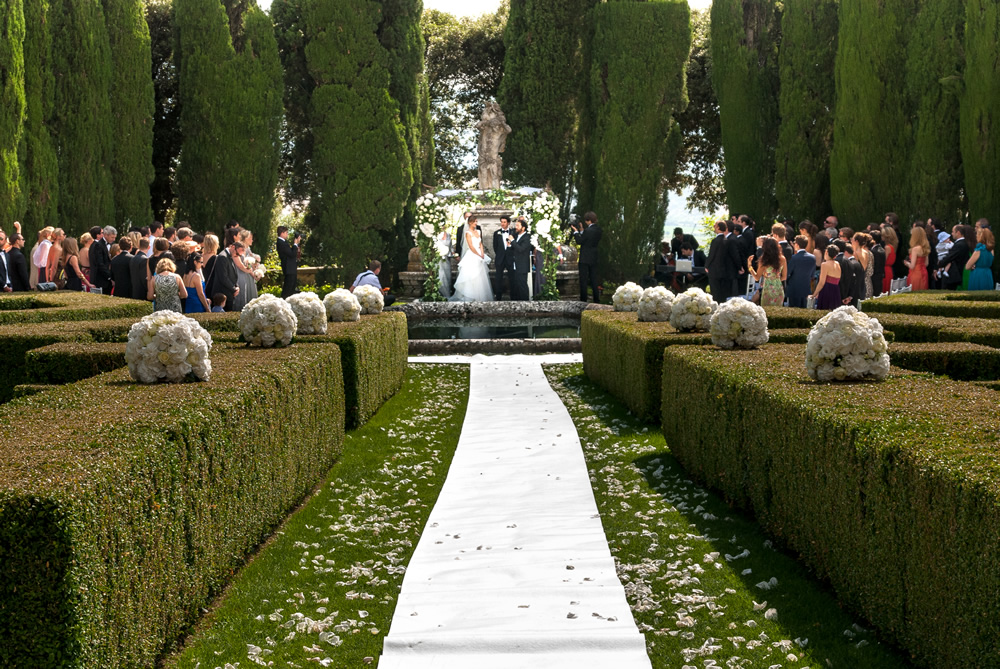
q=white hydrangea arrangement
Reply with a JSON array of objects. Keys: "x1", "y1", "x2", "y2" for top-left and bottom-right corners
[
  {"x1": 286, "y1": 292, "x2": 327, "y2": 335},
  {"x1": 239, "y1": 294, "x2": 298, "y2": 347},
  {"x1": 323, "y1": 289, "x2": 361, "y2": 322},
  {"x1": 669, "y1": 287, "x2": 718, "y2": 332},
  {"x1": 354, "y1": 284, "x2": 384, "y2": 314},
  {"x1": 125, "y1": 311, "x2": 213, "y2": 384},
  {"x1": 637, "y1": 287, "x2": 675, "y2": 322},
  {"x1": 612, "y1": 282, "x2": 643, "y2": 312},
  {"x1": 805, "y1": 306, "x2": 890, "y2": 382},
  {"x1": 710, "y1": 299, "x2": 769, "y2": 349}
]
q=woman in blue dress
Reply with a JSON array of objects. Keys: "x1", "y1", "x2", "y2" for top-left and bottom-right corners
[
  {"x1": 183, "y1": 253, "x2": 211, "y2": 312},
  {"x1": 966, "y1": 228, "x2": 995, "y2": 291}
]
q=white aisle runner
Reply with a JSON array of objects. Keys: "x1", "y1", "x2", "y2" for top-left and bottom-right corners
[{"x1": 381, "y1": 356, "x2": 651, "y2": 669}]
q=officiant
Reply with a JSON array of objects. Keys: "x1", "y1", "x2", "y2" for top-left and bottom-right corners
[{"x1": 493, "y1": 215, "x2": 514, "y2": 300}]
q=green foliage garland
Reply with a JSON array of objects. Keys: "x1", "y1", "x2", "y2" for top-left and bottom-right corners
[
  {"x1": 961, "y1": 0, "x2": 1000, "y2": 228},
  {"x1": 0, "y1": 0, "x2": 25, "y2": 227}
]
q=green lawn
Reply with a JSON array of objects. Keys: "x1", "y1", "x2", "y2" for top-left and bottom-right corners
[
  {"x1": 167, "y1": 363, "x2": 470, "y2": 668},
  {"x1": 544, "y1": 364, "x2": 913, "y2": 669}
]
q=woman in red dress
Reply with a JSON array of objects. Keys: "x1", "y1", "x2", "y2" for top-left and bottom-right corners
[
  {"x1": 904, "y1": 226, "x2": 930, "y2": 291},
  {"x1": 881, "y1": 226, "x2": 898, "y2": 293}
]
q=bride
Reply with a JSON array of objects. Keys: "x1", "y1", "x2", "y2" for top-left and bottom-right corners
[{"x1": 450, "y1": 215, "x2": 494, "y2": 302}]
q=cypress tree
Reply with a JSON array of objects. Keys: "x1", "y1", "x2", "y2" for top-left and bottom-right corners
[
  {"x1": 0, "y1": 0, "x2": 25, "y2": 227},
  {"x1": 961, "y1": 0, "x2": 1000, "y2": 227},
  {"x1": 272, "y1": 0, "x2": 314, "y2": 205},
  {"x1": 174, "y1": 0, "x2": 283, "y2": 248},
  {"x1": 51, "y1": 0, "x2": 116, "y2": 233},
  {"x1": 774, "y1": 0, "x2": 837, "y2": 224},
  {"x1": 103, "y1": 0, "x2": 154, "y2": 229},
  {"x1": 304, "y1": 0, "x2": 410, "y2": 287},
  {"x1": 710, "y1": 0, "x2": 781, "y2": 222},
  {"x1": 146, "y1": 0, "x2": 181, "y2": 223},
  {"x1": 829, "y1": 0, "x2": 916, "y2": 228},
  {"x1": 578, "y1": 0, "x2": 691, "y2": 282},
  {"x1": 18, "y1": 0, "x2": 58, "y2": 241},
  {"x1": 499, "y1": 0, "x2": 593, "y2": 206}
]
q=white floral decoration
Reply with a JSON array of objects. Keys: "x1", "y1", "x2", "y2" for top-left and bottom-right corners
[
  {"x1": 669, "y1": 287, "x2": 718, "y2": 332},
  {"x1": 126, "y1": 311, "x2": 212, "y2": 384},
  {"x1": 805, "y1": 306, "x2": 890, "y2": 382},
  {"x1": 612, "y1": 282, "x2": 644, "y2": 312},
  {"x1": 239, "y1": 294, "x2": 297, "y2": 347},
  {"x1": 354, "y1": 284, "x2": 384, "y2": 314},
  {"x1": 710, "y1": 299, "x2": 769, "y2": 349},
  {"x1": 637, "y1": 287, "x2": 675, "y2": 322},
  {"x1": 286, "y1": 291, "x2": 327, "y2": 335},
  {"x1": 323, "y1": 289, "x2": 361, "y2": 322}
]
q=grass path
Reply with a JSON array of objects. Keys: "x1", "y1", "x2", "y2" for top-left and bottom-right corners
[
  {"x1": 544, "y1": 364, "x2": 912, "y2": 669},
  {"x1": 167, "y1": 364, "x2": 470, "y2": 669}
]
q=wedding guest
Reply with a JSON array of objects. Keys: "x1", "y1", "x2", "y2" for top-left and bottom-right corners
[
  {"x1": 148, "y1": 221, "x2": 163, "y2": 249},
  {"x1": 176, "y1": 227, "x2": 193, "y2": 242},
  {"x1": 232, "y1": 229, "x2": 259, "y2": 311},
  {"x1": 130, "y1": 238, "x2": 151, "y2": 300},
  {"x1": 869, "y1": 230, "x2": 887, "y2": 297},
  {"x1": 772, "y1": 223, "x2": 793, "y2": 263},
  {"x1": 572, "y1": 211, "x2": 603, "y2": 303},
  {"x1": 747, "y1": 237, "x2": 786, "y2": 306},
  {"x1": 786, "y1": 236, "x2": 814, "y2": 308},
  {"x1": 163, "y1": 226, "x2": 176, "y2": 243},
  {"x1": 110, "y1": 237, "x2": 134, "y2": 297},
  {"x1": 90, "y1": 226, "x2": 115, "y2": 294},
  {"x1": 881, "y1": 226, "x2": 898, "y2": 293},
  {"x1": 0, "y1": 231, "x2": 9, "y2": 291},
  {"x1": 147, "y1": 237, "x2": 174, "y2": 289},
  {"x1": 966, "y1": 227, "x2": 995, "y2": 291},
  {"x1": 798, "y1": 221, "x2": 818, "y2": 253},
  {"x1": 903, "y1": 226, "x2": 930, "y2": 291},
  {"x1": 0, "y1": 221, "x2": 18, "y2": 253},
  {"x1": 126, "y1": 231, "x2": 143, "y2": 257},
  {"x1": 202, "y1": 234, "x2": 220, "y2": 296},
  {"x1": 813, "y1": 246, "x2": 843, "y2": 310},
  {"x1": 961, "y1": 224, "x2": 978, "y2": 289},
  {"x1": 79, "y1": 232, "x2": 94, "y2": 283},
  {"x1": 211, "y1": 293, "x2": 227, "y2": 312},
  {"x1": 852, "y1": 232, "x2": 875, "y2": 299},
  {"x1": 707, "y1": 220, "x2": 741, "y2": 301},
  {"x1": 183, "y1": 253, "x2": 211, "y2": 312},
  {"x1": 60, "y1": 237, "x2": 93, "y2": 292},
  {"x1": 924, "y1": 219, "x2": 941, "y2": 287},
  {"x1": 7, "y1": 234, "x2": 31, "y2": 291},
  {"x1": 149, "y1": 258, "x2": 185, "y2": 312},
  {"x1": 812, "y1": 233, "x2": 829, "y2": 272},
  {"x1": 937, "y1": 225, "x2": 970, "y2": 290},
  {"x1": 736, "y1": 216, "x2": 756, "y2": 294},
  {"x1": 276, "y1": 225, "x2": 301, "y2": 298},
  {"x1": 214, "y1": 241, "x2": 242, "y2": 311}
]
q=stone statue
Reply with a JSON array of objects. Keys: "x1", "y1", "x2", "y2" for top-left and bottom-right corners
[{"x1": 476, "y1": 101, "x2": 512, "y2": 190}]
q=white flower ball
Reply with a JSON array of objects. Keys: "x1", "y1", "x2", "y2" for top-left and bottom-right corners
[
  {"x1": 323, "y1": 289, "x2": 361, "y2": 322},
  {"x1": 286, "y1": 291, "x2": 327, "y2": 335},
  {"x1": 126, "y1": 311, "x2": 212, "y2": 383},
  {"x1": 805, "y1": 306, "x2": 890, "y2": 382},
  {"x1": 354, "y1": 284, "x2": 384, "y2": 314},
  {"x1": 637, "y1": 287, "x2": 675, "y2": 322},
  {"x1": 535, "y1": 218, "x2": 553, "y2": 238},
  {"x1": 418, "y1": 222, "x2": 435, "y2": 238},
  {"x1": 710, "y1": 299, "x2": 769, "y2": 349},
  {"x1": 612, "y1": 282, "x2": 644, "y2": 312},
  {"x1": 669, "y1": 287, "x2": 718, "y2": 332},
  {"x1": 239, "y1": 294, "x2": 297, "y2": 348}
]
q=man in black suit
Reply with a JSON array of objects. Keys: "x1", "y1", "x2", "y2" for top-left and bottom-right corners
[
  {"x1": 707, "y1": 221, "x2": 741, "y2": 301},
  {"x1": 7, "y1": 234, "x2": 30, "y2": 291},
  {"x1": 786, "y1": 236, "x2": 815, "y2": 308},
  {"x1": 276, "y1": 225, "x2": 300, "y2": 298},
  {"x1": 669, "y1": 227, "x2": 700, "y2": 256},
  {"x1": 674, "y1": 243, "x2": 708, "y2": 290},
  {"x1": 215, "y1": 241, "x2": 242, "y2": 311},
  {"x1": 130, "y1": 238, "x2": 151, "y2": 300},
  {"x1": 772, "y1": 223, "x2": 793, "y2": 264},
  {"x1": 834, "y1": 241, "x2": 864, "y2": 306},
  {"x1": 869, "y1": 230, "x2": 887, "y2": 296},
  {"x1": 0, "y1": 230, "x2": 11, "y2": 292},
  {"x1": 110, "y1": 237, "x2": 134, "y2": 298},
  {"x1": 936, "y1": 225, "x2": 970, "y2": 289},
  {"x1": 572, "y1": 211, "x2": 602, "y2": 303},
  {"x1": 493, "y1": 216, "x2": 514, "y2": 300},
  {"x1": 454, "y1": 211, "x2": 471, "y2": 258},
  {"x1": 89, "y1": 225, "x2": 115, "y2": 294},
  {"x1": 509, "y1": 219, "x2": 532, "y2": 301}
]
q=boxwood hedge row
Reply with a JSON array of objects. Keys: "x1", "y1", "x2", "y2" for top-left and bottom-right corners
[
  {"x1": 25, "y1": 342, "x2": 128, "y2": 385},
  {"x1": 862, "y1": 290, "x2": 1000, "y2": 318},
  {"x1": 0, "y1": 292, "x2": 152, "y2": 324},
  {"x1": 0, "y1": 343, "x2": 346, "y2": 668},
  {"x1": 659, "y1": 344, "x2": 1000, "y2": 668},
  {"x1": 889, "y1": 342, "x2": 1000, "y2": 380}
]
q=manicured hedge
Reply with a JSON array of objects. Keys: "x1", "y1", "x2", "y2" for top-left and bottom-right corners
[
  {"x1": 862, "y1": 290, "x2": 1000, "y2": 319},
  {"x1": 660, "y1": 344, "x2": 1000, "y2": 668},
  {"x1": 0, "y1": 343, "x2": 346, "y2": 668},
  {"x1": 890, "y1": 342, "x2": 1000, "y2": 381},
  {"x1": 0, "y1": 291, "x2": 152, "y2": 324},
  {"x1": 26, "y1": 342, "x2": 128, "y2": 385}
]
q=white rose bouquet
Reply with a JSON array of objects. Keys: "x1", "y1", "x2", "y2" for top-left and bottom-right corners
[
  {"x1": 286, "y1": 291, "x2": 327, "y2": 335},
  {"x1": 354, "y1": 284, "x2": 384, "y2": 314},
  {"x1": 126, "y1": 311, "x2": 213, "y2": 384},
  {"x1": 805, "y1": 306, "x2": 890, "y2": 382},
  {"x1": 612, "y1": 282, "x2": 643, "y2": 312},
  {"x1": 323, "y1": 289, "x2": 361, "y2": 322},
  {"x1": 669, "y1": 287, "x2": 718, "y2": 332},
  {"x1": 239, "y1": 294, "x2": 297, "y2": 347},
  {"x1": 637, "y1": 287, "x2": 675, "y2": 322},
  {"x1": 710, "y1": 299, "x2": 769, "y2": 349},
  {"x1": 515, "y1": 193, "x2": 561, "y2": 241}
]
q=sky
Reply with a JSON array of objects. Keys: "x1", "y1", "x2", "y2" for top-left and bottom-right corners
[{"x1": 425, "y1": 0, "x2": 713, "y2": 17}]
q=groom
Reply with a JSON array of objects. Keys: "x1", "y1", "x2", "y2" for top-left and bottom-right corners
[
  {"x1": 493, "y1": 215, "x2": 514, "y2": 300},
  {"x1": 509, "y1": 218, "x2": 532, "y2": 301}
]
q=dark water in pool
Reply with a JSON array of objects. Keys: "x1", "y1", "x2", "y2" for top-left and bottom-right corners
[{"x1": 408, "y1": 316, "x2": 580, "y2": 339}]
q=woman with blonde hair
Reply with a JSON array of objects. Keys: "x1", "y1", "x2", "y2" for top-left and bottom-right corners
[
  {"x1": 30, "y1": 226, "x2": 54, "y2": 287},
  {"x1": 201, "y1": 233, "x2": 220, "y2": 292},
  {"x1": 45, "y1": 228, "x2": 66, "y2": 288},
  {"x1": 880, "y1": 225, "x2": 899, "y2": 294},
  {"x1": 904, "y1": 226, "x2": 930, "y2": 291},
  {"x1": 79, "y1": 232, "x2": 94, "y2": 283},
  {"x1": 61, "y1": 237, "x2": 93, "y2": 292},
  {"x1": 232, "y1": 229, "x2": 259, "y2": 310},
  {"x1": 852, "y1": 232, "x2": 874, "y2": 299},
  {"x1": 966, "y1": 227, "x2": 996, "y2": 291},
  {"x1": 148, "y1": 257, "x2": 186, "y2": 313}
]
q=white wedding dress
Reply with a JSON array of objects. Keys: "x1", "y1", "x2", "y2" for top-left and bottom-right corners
[{"x1": 450, "y1": 231, "x2": 494, "y2": 302}]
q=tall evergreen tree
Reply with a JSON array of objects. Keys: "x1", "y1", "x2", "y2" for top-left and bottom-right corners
[
  {"x1": 0, "y1": 0, "x2": 25, "y2": 227},
  {"x1": 499, "y1": 0, "x2": 593, "y2": 207},
  {"x1": 175, "y1": 0, "x2": 283, "y2": 248},
  {"x1": 578, "y1": 0, "x2": 690, "y2": 282},
  {"x1": 304, "y1": 0, "x2": 410, "y2": 286},
  {"x1": 711, "y1": 0, "x2": 781, "y2": 222},
  {"x1": 961, "y1": 0, "x2": 1000, "y2": 227},
  {"x1": 51, "y1": 0, "x2": 116, "y2": 233},
  {"x1": 18, "y1": 0, "x2": 58, "y2": 241},
  {"x1": 830, "y1": 0, "x2": 916, "y2": 228},
  {"x1": 146, "y1": 0, "x2": 181, "y2": 223},
  {"x1": 272, "y1": 0, "x2": 314, "y2": 206},
  {"x1": 103, "y1": 0, "x2": 154, "y2": 228},
  {"x1": 774, "y1": 0, "x2": 837, "y2": 224}
]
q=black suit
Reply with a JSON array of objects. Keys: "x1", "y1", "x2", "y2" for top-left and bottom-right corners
[
  {"x1": 214, "y1": 249, "x2": 240, "y2": 311},
  {"x1": 111, "y1": 251, "x2": 134, "y2": 298},
  {"x1": 89, "y1": 238, "x2": 112, "y2": 294},
  {"x1": 707, "y1": 233, "x2": 741, "y2": 301},
  {"x1": 130, "y1": 251, "x2": 149, "y2": 300},
  {"x1": 7, "y1": 247, "x2": 30, "y2": 291},
  {"x1": 836, "y1": 254, "x2": 864, "y2": 306},
  {"x1": 670, "y1": 234, "x2": 700, "y2": 256},
  {"x1": 574, "y1": 223, "x2": 602, "y2": 303},
  {"x1": 454, "y1": 223, "x2": 466, "y2": 257},
  {"x1": 0, "y1": 249, "x2": 9, "y2": 290},
  {"x1": 937, "y1": 237, "x2": 970, "y2": 289},
  {"x1": 871, "y1": 244, "x2": 887, "y2": 296},
  {"x1": 736, "y1": 228, "x2": 755, "y2": 293},
  {"x1": 493, "y1": 228, "x2": 514, "y2": 300},
  {"x1": 509, "y1": 232, "x2": 532, "y2": 301},
  {"x1": 276, "y1": 236, "x2": 299, "y2": 298}
]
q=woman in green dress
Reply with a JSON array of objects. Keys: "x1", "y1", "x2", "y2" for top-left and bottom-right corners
[{"x1": 747, "y1": 237, "x2": 787, "y2": 306}]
